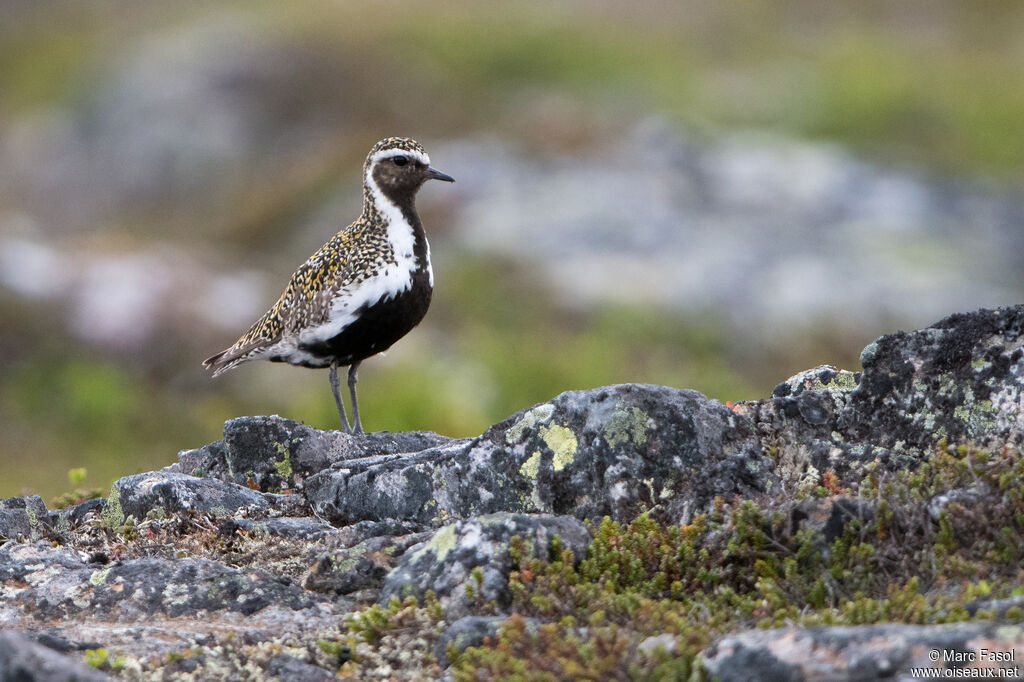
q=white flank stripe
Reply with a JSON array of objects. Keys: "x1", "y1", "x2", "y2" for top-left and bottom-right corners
[{"x1": 297, "y1": 164, "x2": 430, "y2": 346}]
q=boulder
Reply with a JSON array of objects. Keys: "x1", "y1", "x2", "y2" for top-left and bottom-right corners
[
  {"x1": 173, "y1": 415, "x2": 456, "y2": 492},
  {"x1": 306, "y1": 384, "x2": 771, "y2": 527},
  {"x1": 701, "y1": 623, "x2": 1024, "y2": 682},
  {"x1": 0, "y1": 495, "x2": 51, "y2": 542},
  {"x1": 380, "y1": 513, "x2": 590, "y2": 620},
  {"x1": 108, "y1": 471, "x2": 270, "y2": 524},
  {"x1": 0, "y1": 542, "x2": 319, "y2": 620},
  {"x1": 434, "y1": 616, "x2": 512, "y2": 666},
  {"x1": 738, "y1": 306, "x2": 1024, "y2": 486},
  {"x1": 302, "y1": 532, "x2": 430, "y2": 595},
  {"x1": 2, "y1": 305, "x2": 1023, "y2": 679}
]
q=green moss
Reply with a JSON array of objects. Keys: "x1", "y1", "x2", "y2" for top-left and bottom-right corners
[
  {"x1": 316, "y1": 638, "x2": 352, "y2": 664},
  {"x1": 83, "y1": 648, "x2": 109, "y2": 669},
  {"x1": 50, "y1": 487, "x2": 103, "y2": 510}
]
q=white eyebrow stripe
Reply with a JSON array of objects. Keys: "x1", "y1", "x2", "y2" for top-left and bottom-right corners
[{"x1": 371, "y1": 148, "x2": 430, "y2": 166}]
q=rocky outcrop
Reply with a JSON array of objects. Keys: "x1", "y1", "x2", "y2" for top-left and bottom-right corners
[
  {"x1": 740, "y1": 306, "x2": 1024, "y2": 489},
  {"x1": 0, "y1": 495, "x2": 51, "y2": 542},
  {"x1": 172, "y1": 415, "x2": 456, "y2": 493},
  {"x1": 700, "y1": 623, "x2": 1024, "y2": 682},
  {"x1": 0, "y1": 304, "x2": 1022, "y2": 679},
  {"x1": 380, "y1": 513, "x2": 591, "y2": 619},
  {"x1": 305, "y1": 384, "x2": 769, "y2": 527}
]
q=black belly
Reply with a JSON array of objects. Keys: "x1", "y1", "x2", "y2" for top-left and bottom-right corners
[{"x1": 290, "y1": 281, "x2": 432, "y2": 368}]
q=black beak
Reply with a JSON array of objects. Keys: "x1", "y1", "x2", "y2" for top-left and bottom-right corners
[{"x1": 426, "y1": 167, "x2": 455, "y2": 183}]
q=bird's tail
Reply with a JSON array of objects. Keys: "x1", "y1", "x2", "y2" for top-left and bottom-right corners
[{"x1": 203, "y1": 344, "x2": 257, "y2": 377}]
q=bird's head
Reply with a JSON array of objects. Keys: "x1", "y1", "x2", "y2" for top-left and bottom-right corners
[{"x1": 364, "y1": 137, "x2": 454, "y2": 205}]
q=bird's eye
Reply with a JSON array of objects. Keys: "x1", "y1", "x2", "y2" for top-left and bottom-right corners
[{"x1": 392, "y1": 156, "x2": 409, "y2": 167}]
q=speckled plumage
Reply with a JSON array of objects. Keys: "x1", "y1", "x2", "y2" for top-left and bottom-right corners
[{"x1": 204, "y1": 137, "x2": 454, "y2": 431}]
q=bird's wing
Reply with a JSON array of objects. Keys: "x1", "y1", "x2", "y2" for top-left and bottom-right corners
[{"x1": 203, "y1": 233, "x2": 356, "y2": 375}]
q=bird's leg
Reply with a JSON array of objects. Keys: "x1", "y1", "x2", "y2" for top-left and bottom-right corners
[
  {"x1": 329, "y1": 361, "x2": 352, "y2": 433},
  {"x1": 348, "y1": 361, "x2": 363, "y2": 435}
]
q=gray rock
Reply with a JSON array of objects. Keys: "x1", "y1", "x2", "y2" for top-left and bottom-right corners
[
  {"x1": 174, "y1": 414, "x2": 456, "y2": 492},
  {"x1": 0, "y1": 495, "x2": 51, "y2": 542},
  {"x1": 637, "y1": 633, "x2": 678, "y2": 657},
  {"x1": 700, "y1": 622, "x2": 1024, "y2": 682},
  {"x1": 316, "y1": 519, "x2": 433, "y2": 550},
  {"x1": 0, "y1": 542, "x2": 319, "y2": 620},
  {"x1": 738, "y1": 305, "x2": 1024, "y2": 486},
  {"x1": 965, "y1": 595, "x2": 1024, "y2": 618},
  {"x1": 266, "y1": 654, "x2": 334, "y2": 682},
  {"x1": 302, "y1": 533, "x2": 429, "y2": 595},
  {"x1": 435, "y1": 616, "x2": 507, "y2": 666},
  {"x1": 927, "y1": 484, "x2": 990, "y2": 522},
  {"x1": 88, "y1": 558, "x2": 318, "y2": 618},
  {"x1": 380, "y1": 513, "x2": 590, "y2": 620},
  {"x1": 109, "y1": 471, "x2": 269, "y2": 524},
  {"x1": 843, "y1": 306, "x2": 1024, "y2": 452},
  {"x1": 0, "y1": 542, "x2": 85, "y2": 584},
  {"x1": 31, "y1": 631, "x2": 103, "y2": 654},
  {"x1": 231, "y1": 517, "x2": 341, "y2": 541},
  {"x1": 306, "y1": 384, "x2": 770, "y2": 526},
  {"x1": 49, "y1": 498, "x2": 105, "y2": 535},
  {"x1": 0, "y1": 629, "x2": 109, "y2": 681}
]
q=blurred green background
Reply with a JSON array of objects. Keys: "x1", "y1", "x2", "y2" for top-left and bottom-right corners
[{"x1": 1, "y1": 0, "x2": 1023, "y2": 501}]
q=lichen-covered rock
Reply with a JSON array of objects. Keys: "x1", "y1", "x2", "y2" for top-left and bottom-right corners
[
  {"x1": 266, "y1": 653, "x2": 335, "y2": 682},
  {"x1": 173, "y1": 415, "x2": 456, "y2": 492},
  {"x1": 0, "y1": 629, "x2": 109, "y2": 681},
  {"x1": 109, "y1": 471, "x2": 270, "y2": 524},
  {"x1": 380, "y1": 513, "x2": 590, "y2": 620},
  {"x1": 86, "y1": 557, "x2": 320, "y2": 617},
  {"x1": 0, "y1": 495, "x2": 51, "y2": 542},
  {"x1": 739, "y1": 365, "x2": 865, "y2": 488},
  {"x1": 0, "y1": 542, "x2": 320, "y2": 619},
  {"x1": 3, "y1": 305, "x2": 1023, "y2": 680},
  {"x1": 230, "y1": 516, "x2": 342, "y2": 541},
  {"x1": 845, "y1": 307, "x2": 1024, "y2": 451},
  {"x1": 738, "y1": 305, "x2": 1024, "y2": 487},
  {"x1": 434, "y1": 615, "x2": 511, "y2": 666},
  {"x1": 700, "y1": 622, "x2": 1024, "y2": 682},
  {"x1": 306, "y1": 384, "x2": 770, "y2": 526},
  {"x1": 302, "y1": 532, "x2": 430, "y2": 595},
  {"x1": 49, "y1": 498, "x2": 106, "y2": 536}
]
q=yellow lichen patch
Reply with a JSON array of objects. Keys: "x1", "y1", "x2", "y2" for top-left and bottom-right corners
[
  {"x1": 506, "y1": 403, "x2": 555, "y2": 444},
  {"x1": 540, "y1": 424, "x2": 577, "y2": 472},
  {"x1": 89, "y1": 568, "x2": 111, "y2": 586},
  {"x1": 520, "y1": 451, "x2": 541, "y2": 479},
  {"x1": 413, "y1": 523, "x2": 458, "y2": 563},
  {"x1": 273, "y1": 442, "x2": 293, "y2": 479}
]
